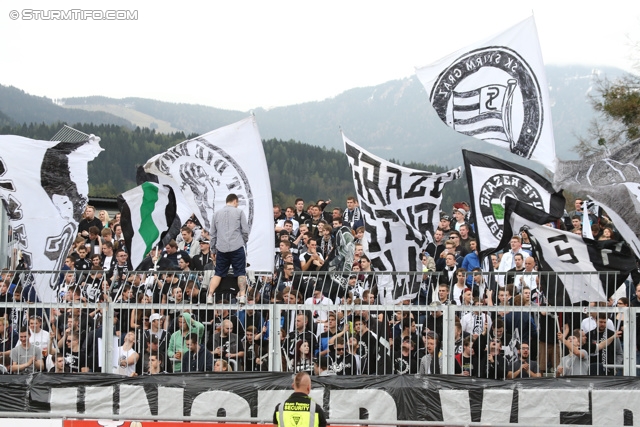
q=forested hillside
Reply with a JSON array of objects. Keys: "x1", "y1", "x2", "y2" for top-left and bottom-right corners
[
  {"x1": 0, "y1": 122, "x2": 468, "y2": 209},
  {"x1": 0, "y1": 85, "x2": 133, "y2": 128}
]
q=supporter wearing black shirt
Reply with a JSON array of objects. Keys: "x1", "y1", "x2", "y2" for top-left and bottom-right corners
[
  {"x1": 0, "y1": 280, "x2": 12, "y2": 319},
  {"x1": 74, "y1": 247, "x2": 92, "y2": 271},
  {"x1": 293, "y1": 199, "x2": 311, "y2": 225},
  {"x1": 61, "y1": 333, "x2": 88, "y2": 372},
  {"x1": 0, "y1": 318, "x2": 18, "y2": 366},
  {"x1": 283, "y1": 312, "x2": 318, "y2": 360},
  {"x1": 192, "y1": 239, "x2": 214, "y2": 271},
  {"x1": 162, "y1": 240, "x2": 189, "y2": 269},
  {"x1": 242, "y1": 325, "x2": 268, "y2": 372},
  {"x1": 393, "y1": 336, "x2": 419, "y2": 374},
  {"x1": 329, "y1": 336, "x2": 360, "y2": 375},
  {"x1": 49, "y1": 354, "x2": 72, "y2": 373},
  {"x1": 587, "y1": 314, "x2": 623, "y2": 375},
  {"x1": 78, "y1": 206, "x2": 103, "y2": 239},
  {"x1": 355, "y1": 324, "x2": 379, "y2": 375}
]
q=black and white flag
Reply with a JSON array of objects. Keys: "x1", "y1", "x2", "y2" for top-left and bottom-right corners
[
  {"x1": 463, "y1": 149, "x2": 565, "y2": 258},
  {"x1": 0, "y1": 135, "x2": 103, "y2": 302},
  {"x1": 416, "y1": 16, "x2": 556, "y2": 172},
  {"x1": 554, "y1": 139, "x2": 640, "y2": 258},
  {"x1": 499, "y1": 198, "x2": 636, "y2": 303},
  {"x1": 343, "y1": 133, "x2": 460, "y2": 303},
  {"x1": 117, "y1": 182, "x2": 178, "y2": 268},
  {"x1": 136, "y1": 165, "x2": 193, "y2": 247},
  {"x1": 143, "y1": 117, "x2": 274, "y2": 272}
]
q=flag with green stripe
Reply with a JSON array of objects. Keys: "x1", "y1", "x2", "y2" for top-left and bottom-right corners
[{"x1": 117, "y1": 182, "x2": 177, "y2": 268}]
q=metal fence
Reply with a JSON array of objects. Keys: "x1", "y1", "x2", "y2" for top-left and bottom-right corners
[{"x1": 0, "y1": 269, "x2": 638, "y2": 378}]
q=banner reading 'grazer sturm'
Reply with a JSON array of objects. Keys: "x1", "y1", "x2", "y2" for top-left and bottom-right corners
[
  {"x1": 117, "y1": 182, "x2": 178, "y2": 268},
  {"x1": 343, "y1": 133, "x2": 460, "y2": 303},
  {"x1": 0, "y1": 135, "x2": 103, "y2": 302},
  {"x1": 416, "y1": 16, "x2": 557, "y2": 172},
  {"x1": 499, "y1": 198, "x2": 636, "y2": 303},
  {"x1": 143, "y1": 117, "x2": 274, "y2": 272},
  {"x1": 463, "y1": 149, "x2": 565, "y2": 259},
  {"x1": 554, "y1": 138, "x2": 640, "y2": 258}
]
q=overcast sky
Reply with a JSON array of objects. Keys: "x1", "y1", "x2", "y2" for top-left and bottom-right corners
[{"x1": 2, "y1": 0, "x2": 638, "y2": 111}]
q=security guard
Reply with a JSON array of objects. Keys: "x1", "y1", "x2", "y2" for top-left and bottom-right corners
[{"x1": 273, "y1": 372, "x2": 327, "y2": 427}]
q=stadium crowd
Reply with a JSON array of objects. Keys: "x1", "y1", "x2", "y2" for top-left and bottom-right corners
[{"x1": 1, "y1": 197, "x2": 639, "y2": 378}]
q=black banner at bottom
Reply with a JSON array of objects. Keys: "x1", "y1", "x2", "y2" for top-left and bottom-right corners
[{"x1": 2, "y1": 373, "x2": 640, "y2": 425}]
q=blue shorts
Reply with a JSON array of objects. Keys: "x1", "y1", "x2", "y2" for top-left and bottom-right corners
[{"x1": 215, "y1": 247, "x2": 247, "y2": 277}]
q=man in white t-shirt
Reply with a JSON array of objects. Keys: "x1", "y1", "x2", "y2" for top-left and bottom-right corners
[
  {"x1": 497, "y1": 236, "x2": 529, "y2": 287},
  {"x1": 451, "y1": 269, "x2": 469, "y2": 306},
  {"x1": 513, "y1": 256, "x2": 539, "y2": 293},
  {"x1": 28, "y1": 316, "x2": 49, "y2": 354},
  {"x1": 305, "y1": 287, "x2": 334, "y2": 335}
]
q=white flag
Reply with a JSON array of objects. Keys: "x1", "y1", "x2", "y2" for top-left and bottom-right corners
[
  {"x1": 0, "y1": 135, "x2": 103, "y2": 302},
  {"x1": 343, "y1": 133, "x2": 460, "y2": 303},
  {"x1": 143, "y1": 117, "x2": 274, "y2": 272},
  {"x1": 500, "y1": 198, "x2": 636, "y2": 303},
  {"x1": 416, "y1": 17, "x2": 556, "y2": 172},
  {"x1": 463, "y1": 150, "x2": 565, "y2": 257}
]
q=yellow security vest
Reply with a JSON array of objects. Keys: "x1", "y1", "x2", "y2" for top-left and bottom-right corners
[{"x1": 276, "y1": 395, "x2": 319, "y2": 427}]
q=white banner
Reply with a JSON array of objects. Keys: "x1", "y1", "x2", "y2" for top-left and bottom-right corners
[
  {"x1": 416, "y1": 16, "x2": 556, "y2": 172},
  {"x1": 343, "y1": 133, "x2": 460, "y2": 302},
  {"x1": 0, "y1": 135, "x2": 103, "y2": 302},
  {"x1": 144, "y1": 117, "x2": 274, "y2": 272}
]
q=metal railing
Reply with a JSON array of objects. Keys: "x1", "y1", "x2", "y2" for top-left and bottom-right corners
[{"x1": 0, "y1": 269, "x2": 637, "y2": 378}]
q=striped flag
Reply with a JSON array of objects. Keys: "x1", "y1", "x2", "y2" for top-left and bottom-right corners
[
  {"x1": 118, "y1": 182, "x2": 177, "y2": 268},
  {"x1": 452, "y1": 81, "x2": 517, "y2": 143}
]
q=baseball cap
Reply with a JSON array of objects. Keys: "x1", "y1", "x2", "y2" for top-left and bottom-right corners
[{"x1": 149, "y1": 313, "x2": 163, "y2": 322}]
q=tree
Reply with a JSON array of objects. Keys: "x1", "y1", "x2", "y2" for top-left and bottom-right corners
[{"x1": 576, "y1": 59, "x2": 640, "y2": 157}]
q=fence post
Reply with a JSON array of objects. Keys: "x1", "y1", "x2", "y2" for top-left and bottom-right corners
[
  {"x1": 102, "y1": 302, "x2": 115, "y2": 373},
  {"x1": 630, "y1": 307, "x2": 638, "y2": 377},
  {"x1": 269, "y1": 303, "x2": 282, "y2": 372},
  {"x1": 442, "y1": 304, "x2": 456, "y2": 375}
]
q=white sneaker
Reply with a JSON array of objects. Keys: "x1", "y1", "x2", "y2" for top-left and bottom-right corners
[
  {"x1": 206, "y1": 295, "x2": 214, "y2": 304},
  {"x1": 237, "y1": 295, "x2": 247, "y2": 306}
]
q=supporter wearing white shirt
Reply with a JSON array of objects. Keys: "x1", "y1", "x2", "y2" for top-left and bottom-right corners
[
  {"x1": 514, "y1": 256, "x2": 539, "y2": 293},
  {"x1": 451, "y1": 269, "x2": 468, "y2": 306},
  {"x1": 497, "y1": 236, "x2": 529, "y2": 287},
  {"x1": 581, "y1": 306, "x2": 616, "y2": 333},
  {"x1": 305, "y1": 288, "x2": 334, "y2": 327},
  {"x1": 28, "y1": 316, "x2": 49, "y2": 353},
  {"x1": 276, "y1": 207, "x2": 300, "y2": 237}
]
